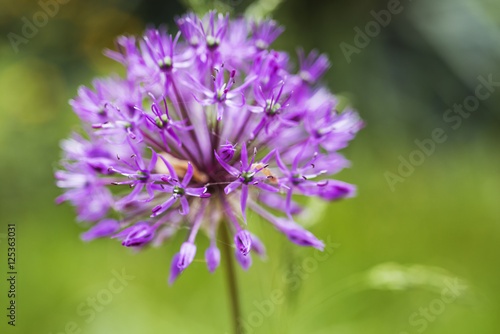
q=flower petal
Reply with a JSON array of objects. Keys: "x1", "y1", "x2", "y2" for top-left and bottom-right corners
[
  {"x1": 215, "y1": 151, "x2": 240, "y2": 176},
  {"x1": 224, "y1": 179, "x2": 242, "y2": 195}
]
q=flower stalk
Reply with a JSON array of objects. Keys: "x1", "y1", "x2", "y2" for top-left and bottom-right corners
[{"x1": 221, "y1": 221, "x2": 243, "y2": 334}]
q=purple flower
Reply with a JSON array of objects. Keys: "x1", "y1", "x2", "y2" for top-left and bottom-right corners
[
  {"x1": 249, "y1": 203, "x2": 324, "y2": 251},
  {"x1": 198, "y1": 11, "x2": 229, "y2": 50},
  {"x1": 60, "y1": 134, "x2": 115, "y2": 174},
  {"x1": 300, "y1": 179, "x2": 356, "y2": 200},
  {"x1": 305, "y1": 97, "x2": 364, "y2": 152},
  {"x1": 215, "y1": 142, "x2": 278, "y2": 222},
  {"x1": 176, "y1": 11, "x2": 229, "y2": 67},
  {"x1": 234, "y1": 230, "x2": 252, "y2": 256},
  {"x1": 251, "y1": 19, "x2": 284, "y2": 50},
  {"x1": 297, "y1": 48, "x2": 330, "y2": 84},
  {"x1": 251, "y1": 50, "x2": 289, "y2": 92},
  {"x1": 258, "y1": 192, "x2": 303, "y2": 215},
  {"x1": 109, "y1": 145, "x2": 167, "y2": 206},
  {"x1": 177, "y1": 242, "x2": 197, "y2": 270},
  {"x1": 55, "y1": 169, "x2": 113, "y2": 222},
  {"x1": 112, "y1": 221, "x2": 159, "y2": 247},
  {"x1": 81, "y1": 219, "x2": 120, "y2": 241},
  {"x1": 90, "y1": 99, "x2": 145, "y2": 143},
  {"x1": 235, "y1": 249, "x2": 252, "y2": 271},
  {"x1": 168, "y1": 203, "x2": 208, "y2": 283},
  {"x1": 141, "y1": 94, "x2": 193, "y2": 150},
  {"x1": 247, "y1": 81, "x2": 296, "y2": 139},
  {"x1": 218, "y1": 140, "x2": 236, "y2": 162},
  {"x1": 275, "y1": 150, "x2": 355, "y2": 218},
  {"x1": 142, "y1": 29, "x2": 191, "y2": 75},
  {"x1": 168, "y1": 253, "x2": 182, "y2": 285},
  {"x1": 56, "y1": 10, "x2": 362, "y2": 283},
  {"x1": 176, "y1": 12, "x2": 203, "y2": 47},
  {"x1": 190, "y1": 63, "x2": 254, "y2": 120},
  {"x1": 151, "y1": 158, "x2": 209, "y2": 217},
  {"x1": 279, "y1": 221, "x2": 325, "y2": 250},
  {"x1": 205, "y1": 245, "x2": 221, "y2": 273}
]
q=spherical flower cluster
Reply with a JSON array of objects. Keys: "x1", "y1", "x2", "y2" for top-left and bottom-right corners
[{"x1": 56, "y1": 11, "x2": 363, "y2": 284}]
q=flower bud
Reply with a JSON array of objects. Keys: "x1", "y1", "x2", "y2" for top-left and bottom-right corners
[
  {"x1": 234, "y1": 230, "x2": 252, "y2": 255},
  {"x1": 112, "y1": 222, "x2": 155, "y2": 247},
  {"x1": 177, "y1": 242, "x2": 197, "y2": 270},
  {"x1": 205, "y1": 245, "x2": 221, "y2": 273},
  {"x1": 218, "y1": 141, "x2": 236, "y2": 162},
  {"x1": 302, "y1": 180, "x2": 355, "y2": 201},
  {"x1": 275, "y1": 219, "x2": 324, "y2": 250},
  {"x1": 284, "y1": 227, "x2": 324, "y2": 250},
  {"x1": 235, "y1": 249, "x2": 252, "y2": 271},
  {"x1": 168, "y1": 253, "x2": 182, "y2": 285}
]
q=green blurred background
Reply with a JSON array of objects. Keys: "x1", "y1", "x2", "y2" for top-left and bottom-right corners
[{"x1": 1, "y1": 0, "x2": 499, "y2": 333}]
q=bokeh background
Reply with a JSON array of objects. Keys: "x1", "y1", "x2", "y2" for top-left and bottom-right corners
[{"x1": 1, "y1": 0, "x2": 499, "y2": 333}]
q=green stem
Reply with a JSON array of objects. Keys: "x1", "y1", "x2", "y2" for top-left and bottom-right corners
[{"x1": 220, "y1": 223, "x2": 243, "y2": 334}]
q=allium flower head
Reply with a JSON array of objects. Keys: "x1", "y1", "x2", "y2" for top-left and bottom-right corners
[{"x1": 56, "y1": 10, "x2": 363, "y2": 284}]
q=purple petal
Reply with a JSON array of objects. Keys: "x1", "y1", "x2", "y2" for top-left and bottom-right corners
[
  {"x1": 241, "y1": 183, "x2": 249, "y2": 223},
  {"x1": 185, "y1": 187, "x2": 208, "y2": 197},
  {"x1": 216, "y1": 103, "x2": 225, "y2": 121},
  {"x1": 116, "y1": 183, "x2": 144, "y2": 206},
  {"x1": 260, "y1": 149, "x2": 277, "y2": 164},
  {"x1": 276, "y1": 220, "x2": 324, "y2": 250},
  {"x1": 234, "y1": 229, "x2": 252, "y2": 255},
  {"x1": 168, "y1": 253, "x2": 182, "y2": 285},
  {"x1": 219, "y1": 141, "x2": 236, "y2": 162},
  {"x1": 240, "y1": 142, "x2": 248, "y2": 169},
  {"x1": 182, "y1": 162, "x2": 194, "y2": 186},
  {"x1": 179, "y1": 196, "x2": 190, "y2": 215},
  {"x1": 300, "y1": 180, "x2": 356, "y2": 200},
  {"x1": 205, "y1": 245, "x2": 221, "y2": 273},
  {"x1": 112, "y1": 222, "x2": 155, "y2": 247},
  {"x1": 318, "y1": 180, "x2": 356, "y2": 200},
  {"x1": 177, "y1": 242, "x2": 197, "y2": 270},
  {"x1": 112, "y1": 222, "x2": 149, "y2": 240},
  {"x1": 252, "y1": 181, "x2": 279, "y2": 193},
  {"x1": 275, "y1": 151, "x2": 289, "y2": 174},
  {"x1": 145, "y1": 183, "x2": 155, "y2": 202},
  {"x1": 215, "y1": 151, "x2": 240, "y2": 176},
  {"x1": 158, "y1": 154, "x2": 178, "y2": 180},
  {"x1": 258, "y1": 192, "x2": 303, "y2": 215},
  {"x1": 151, "y1": 196, "x2": 177, "y2": 217},
  {"x1": 147, "y1": 148, "x2": 158, "y2": 171},
  {"x1": 285, "y1": 188, "x2": 293, "y2": 219},
  {"x1": 235, "y1": 249, "x2": 252, "y2": 270},
  {"x1": 224, "y1": 179, "x2": 242, "y2": 195},
  {"x1": 81, "y1": 219, "x2": 120, "y2": 241}
]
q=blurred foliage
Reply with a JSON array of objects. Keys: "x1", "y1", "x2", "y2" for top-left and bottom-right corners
[{"x1": 0, "y1": 0, "x2": 499, "y2": 333}]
